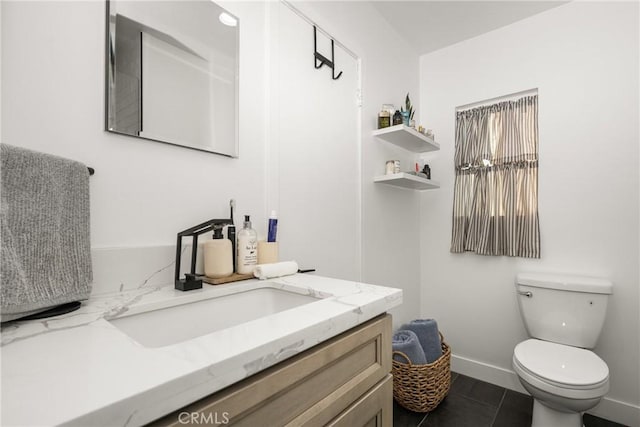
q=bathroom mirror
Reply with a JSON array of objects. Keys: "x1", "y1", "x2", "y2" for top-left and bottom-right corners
[{"x1": 105, "y1": 0, "x2": 239, "y2": 157}]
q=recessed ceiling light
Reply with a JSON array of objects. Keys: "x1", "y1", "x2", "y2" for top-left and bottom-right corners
[{"x1": 219, "y1": 12, "x2": 237, "y2": 27}]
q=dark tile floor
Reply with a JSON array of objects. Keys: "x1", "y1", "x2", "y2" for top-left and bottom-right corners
[{"x1": 393, "y1": 373, "x2": 627, "y2": 427}]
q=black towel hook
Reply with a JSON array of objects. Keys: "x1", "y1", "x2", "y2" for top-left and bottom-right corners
[{"x1": 313, "y1": 26, "x2": 342, "y2": 80}]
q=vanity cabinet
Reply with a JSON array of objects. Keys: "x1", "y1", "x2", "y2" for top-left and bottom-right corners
[{"x1": 150, "y1": 314, "x2": 393, "y2": 427}]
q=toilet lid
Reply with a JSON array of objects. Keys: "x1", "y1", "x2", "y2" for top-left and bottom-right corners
[{"x1": 514, "y1": 339, "x2": 609, "y2": 387}]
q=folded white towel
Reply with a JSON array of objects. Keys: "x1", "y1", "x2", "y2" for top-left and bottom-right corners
[{"x1": 253, "y1": 261, "x2": 299, "y2": 280}]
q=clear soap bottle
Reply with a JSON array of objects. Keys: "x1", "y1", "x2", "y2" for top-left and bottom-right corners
[{"x1": 237, "y1": 215, "x2": 258, "y2": 274}]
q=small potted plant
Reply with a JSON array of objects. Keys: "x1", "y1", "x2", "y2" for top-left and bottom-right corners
[{"x1": 400, "y1": 93, "x2": 415, "y2": 127}]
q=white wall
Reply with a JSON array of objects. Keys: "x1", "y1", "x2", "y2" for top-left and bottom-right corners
[
  {"x1": 293, "y1": 1, "x2": 422, "y2": 328},
  {"x1": 1, "y1": 0, "x2": 422, "y2": 328},
  {"x1": 418, "y1": 2, "x2": 639, "y2": 425},
  {"x1": 268, "y1": 3, "x2": 360, "y2": 281},
  {"x1": 2, "y1": 1, "x2": 267, "y2": 250}
]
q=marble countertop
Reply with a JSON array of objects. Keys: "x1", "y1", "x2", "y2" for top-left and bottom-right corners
[{"x1": 1, "y1": 274, "x2": 402, "y2": 426}]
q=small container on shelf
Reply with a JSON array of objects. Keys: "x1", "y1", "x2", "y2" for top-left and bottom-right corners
[
  {"x1": 393, "y1": 110, "x2": 403, "y2": 126},
  {"x1": 401, "y1": 111, "x2": 410, "y2": 126},
  {"x1": 422, "y1": 164, "x2": 431, "y2": 179},
  {"x1": 378, "y1": 109, "x2": 391, "y2": 129},
  {"x1": 386, "y1": 160, "x2": 400, "y2": 175},
  {"x1": 383, "y1": 104, "x2": 395, "y2": 114}
]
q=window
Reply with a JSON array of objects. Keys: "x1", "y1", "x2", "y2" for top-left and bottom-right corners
[{"x1": 450, "y1": 95, "x2": 540, "y2": 258}]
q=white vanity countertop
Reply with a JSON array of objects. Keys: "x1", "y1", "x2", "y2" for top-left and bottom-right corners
[{"x1": 0, "y1": 274, "x2": 402, "y2": 426}]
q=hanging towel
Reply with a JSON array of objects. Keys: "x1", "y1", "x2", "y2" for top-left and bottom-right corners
[
  {"x1": 401, "y1": 319, "x2": 443, "y2": 363},
  {"x1": 1, "y1": 144, "x2": 92, "y2": 322},
  {"x1": 253, "y1": 261, "x2": 299, "y2": 280},
  {"x1": 392, "y1": 330, "x2": 427, "y2": 365}
]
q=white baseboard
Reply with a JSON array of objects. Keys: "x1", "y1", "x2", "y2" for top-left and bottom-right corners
[
  {"x1": 451, "y1": 353, "x2": 640, "y2": 427},
  {"x1": 451, "y1": 353, "x2": 527, "y2": 394},
  {"x1": 590, "y1": 396, "x2": 640, "y2": 427}
]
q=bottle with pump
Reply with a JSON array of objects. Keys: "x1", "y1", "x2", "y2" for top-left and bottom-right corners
[
  {"x1": 237, "y1": 215, "x2": 258, "y2": 274},
  {"x1": 204, "y1": 225, "x2": 233, "y2": 279}
]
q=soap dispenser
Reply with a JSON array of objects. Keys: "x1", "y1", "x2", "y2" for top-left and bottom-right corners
[
  {"x1": 237, "y1": 215, "x2": 258, "y2": 274},
  {"x1": 204, "y1": 225, "x2": 233, "y2": 279}
]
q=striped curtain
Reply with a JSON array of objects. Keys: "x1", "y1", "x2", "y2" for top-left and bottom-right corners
[{"x1": 450, "y1": 95, "x2": 540, "y2": 258}]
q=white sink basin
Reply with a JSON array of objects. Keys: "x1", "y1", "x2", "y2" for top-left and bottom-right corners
[{"x1": 109, "y1": 287, "x2": 321, "y2": 347}]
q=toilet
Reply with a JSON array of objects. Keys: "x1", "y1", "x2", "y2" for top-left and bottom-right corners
[{"x1": 513, "y1": 273, "x2": 613, "y2": 427}]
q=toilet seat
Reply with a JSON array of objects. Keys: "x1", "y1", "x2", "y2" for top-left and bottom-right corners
[{"x1": 513, "y1": 339, "x2": 609, "y2": 400}]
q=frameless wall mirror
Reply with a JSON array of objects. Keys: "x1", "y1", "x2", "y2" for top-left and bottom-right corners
[{"x1": 105, "y1": 0, "x2": 239, "y2": 157}]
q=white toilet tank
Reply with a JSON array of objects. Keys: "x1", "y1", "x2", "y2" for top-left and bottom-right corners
[{"x1": 515, "y1": 273, "x2": 613, "y2": 349}]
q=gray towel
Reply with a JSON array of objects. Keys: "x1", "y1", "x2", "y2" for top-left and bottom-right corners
[
  {"x1": 392, "y1": 330, "x2": 427, "y2": 365},
  {"x1": 1, "y1": 144, "x2": 92, "y2": 322},
  {"x1": 401, "y1": 319, "x2": 442, "y2": 363}
]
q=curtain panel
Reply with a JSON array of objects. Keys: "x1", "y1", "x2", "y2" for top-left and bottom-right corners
[{"x1": 450, "y1": 95, "x2": 540, "y2": 258}]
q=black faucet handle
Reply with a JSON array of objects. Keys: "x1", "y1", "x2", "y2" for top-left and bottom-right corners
[{"x1": 176, "y1": 273, "x2": 202, "y2": 291}]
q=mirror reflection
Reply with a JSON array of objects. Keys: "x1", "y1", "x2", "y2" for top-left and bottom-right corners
[{"x1": 106, "y1": 0, "x2": 239, "y2": 157}]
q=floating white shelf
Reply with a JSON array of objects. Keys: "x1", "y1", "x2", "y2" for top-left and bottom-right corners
[
  {"x1": 374, "y1": 173, "x2": 440, "y2": 190},
  {"x1": 372, "y1": 124, "x2": 440, "y2": 153}
]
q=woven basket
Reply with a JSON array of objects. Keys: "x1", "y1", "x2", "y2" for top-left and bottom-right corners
[{"x1": 392, "y1": 333, "x2": 452, "y2": 413}]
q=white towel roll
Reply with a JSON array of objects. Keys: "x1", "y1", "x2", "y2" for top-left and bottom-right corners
[{"x1": 253, "y1": 261, "x2": 299, "y2": 280}]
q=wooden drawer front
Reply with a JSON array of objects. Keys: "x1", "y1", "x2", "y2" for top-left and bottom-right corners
[
  {"x1": 151, "y1": 314, "x2": 391, "y2": 427},
  {"x1": 326, "y1": 374, "x2": 393, "y2": 427}
]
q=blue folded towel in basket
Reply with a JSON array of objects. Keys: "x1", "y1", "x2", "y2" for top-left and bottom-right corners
[
  {"x1": 401, "y1": 319, "x2": 443, "y2": 363},
  {"x1": 392, "y1": 330, "x2": 427, "y2": 365}
]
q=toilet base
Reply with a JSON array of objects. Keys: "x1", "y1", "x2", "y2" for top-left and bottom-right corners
[{"x1": 532, "y1": 400, "x2": 582, "y2": 427}]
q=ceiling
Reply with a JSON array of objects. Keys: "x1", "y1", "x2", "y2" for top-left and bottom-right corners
[{"x1": 370, "y1": 1, "x2": 568, "y2": 55}]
